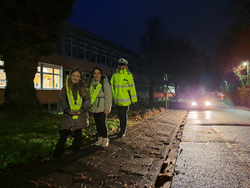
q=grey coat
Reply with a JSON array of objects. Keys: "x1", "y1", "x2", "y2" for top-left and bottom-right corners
[
  {"x1": 89, "y1": 77, "x2": 112, "y2": 113},
  {"x1": 59, "y1": 85, "x2": 91, "y2": 130}
]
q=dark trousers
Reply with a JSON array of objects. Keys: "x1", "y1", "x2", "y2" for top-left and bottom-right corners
[
  {"x1": 53, "y1": 128, "x2": 82, "y2": 158},
  {"x1": 93, "y1": 112, "x2": 108, "y2": 138},
  {"x1": 117, "y1": 106, "x2": 129, "y2": 136}
]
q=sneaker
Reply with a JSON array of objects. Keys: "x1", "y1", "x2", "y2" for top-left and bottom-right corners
[
  {"x1": 118, "y1": 133, "x2": 125, "y2": 138},
  {"x1": 95, "y1": 137, "x2": 103, "y2": 146},
  {"x1": 101, "y1": 138, "x2": 109, "y2": 147}
]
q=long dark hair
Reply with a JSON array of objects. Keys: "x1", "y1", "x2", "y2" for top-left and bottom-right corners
[
  {"x1": 89, "y1": 67, "x2": 105, "y2": 87},
  {"x1": 68, "y1": 67, "x2": 87, "y2": 98}
]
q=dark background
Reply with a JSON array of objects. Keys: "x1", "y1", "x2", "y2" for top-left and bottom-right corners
[{"x1": 68, "y1": 0, "x2": 232, "y2": 57}]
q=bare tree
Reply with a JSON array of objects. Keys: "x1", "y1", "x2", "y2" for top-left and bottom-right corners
[
  {"x1": 140, "y1": 16, "x2": 167, "y2": 105},
  {"x1": 141, "y1": 16, "x2": 205, "y2": 103},
  {"x1": 164, "y1": 37, "x2": 204, "y2": 99}
]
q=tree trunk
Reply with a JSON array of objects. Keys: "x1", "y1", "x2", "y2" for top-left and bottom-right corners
[
  {"x1": 148, "y1": 65, "x2": 155, "y2": 106},
  {"x1": 149, "y1": 80, "x2": 154, "y2": 105},
  {"x1": 2, "y1": 57, "x2": 40, "y2": 110}
]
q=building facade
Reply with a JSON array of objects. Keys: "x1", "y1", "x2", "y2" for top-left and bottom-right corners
[{"x1": 0, "y1": 21, "x2": 166, "y2": 111}]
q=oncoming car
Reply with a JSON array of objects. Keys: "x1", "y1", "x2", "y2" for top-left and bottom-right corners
[{"x1": 189, "y1": 97, "x2": 214, "y2": 110}]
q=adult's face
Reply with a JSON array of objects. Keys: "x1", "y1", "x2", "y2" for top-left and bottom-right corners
[{"x1": 118, "y1": 64, "x2": 127, "y2": 70}]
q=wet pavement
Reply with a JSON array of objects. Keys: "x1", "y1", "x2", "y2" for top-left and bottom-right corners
[
  {"x1": 0, "y1": 110, "x2": 187, "y2": 188},
  {"x1": 171, "y1": 109, "x2": 250, "y2": 188}
]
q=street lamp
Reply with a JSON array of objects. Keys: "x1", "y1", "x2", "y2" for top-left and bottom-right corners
[{"x1": 243, "y1": 61, "x2": 249, "y2": 85}]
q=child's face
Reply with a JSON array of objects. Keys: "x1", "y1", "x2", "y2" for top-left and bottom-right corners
[
  {"x1": 70, "y1": 71, "x2": 81, "y2": 83},
  {"x1": 93, "y1": 69, "x2": 102, "y2": 81}
]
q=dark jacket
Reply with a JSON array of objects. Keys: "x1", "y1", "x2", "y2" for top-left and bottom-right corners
[{"x1": 59, "y1": 85, "x2": 91, "y2": 130}]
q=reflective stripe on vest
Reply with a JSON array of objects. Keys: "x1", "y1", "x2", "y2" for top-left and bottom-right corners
[
  {"x1": 89, "y1": 83, "x2": 102, "y2": 105},
  {"x1": 111, "y1": 84, "x2": 135, "y2": 88},
  {"x1": 66, "y1": 76, "x2": 83, "y2": 119}
]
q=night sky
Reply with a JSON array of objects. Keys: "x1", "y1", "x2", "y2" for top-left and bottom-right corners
[{"x1": 68, "y1": 0, "x2": 233, "y2": 57}]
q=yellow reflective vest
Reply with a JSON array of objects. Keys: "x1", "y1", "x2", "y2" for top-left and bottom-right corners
[
  {"x1": 66, "y1": 76, "x2": 83, "y2": 119},
  {"x1": 110, "y1": 68, "x2": 137, "y2": 106},
  {"x1": 89, "y1": 83, "x2": 102, "y2": 105}
]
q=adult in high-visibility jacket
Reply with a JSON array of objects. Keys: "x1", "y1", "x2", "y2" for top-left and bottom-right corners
[
  {"x1": 89, "y1": 67, "x2": 112, "y2": 147},
  {"x1": 53, "y1": 67, "x2": 90, "y2": 160},
  {"x1": 110, "y1": 58, "x2": 137, "y2": 138}
]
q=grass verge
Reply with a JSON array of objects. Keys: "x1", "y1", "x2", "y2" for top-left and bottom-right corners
[{"x1": 0, "y1": 103, "x2": 166, "y2": 175}]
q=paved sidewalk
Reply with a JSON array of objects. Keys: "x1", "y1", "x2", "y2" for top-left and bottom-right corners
[{"x1": 1, "y1": 110, "x2": 187, "y2": 188}]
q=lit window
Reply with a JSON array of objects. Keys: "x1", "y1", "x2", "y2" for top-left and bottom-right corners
[
  {"x1": 34, "y1": 65, "x2": 41, "y2": 88},
  {"x1": 54, "y1": 69, "x2": 60, "y2": 74},
  {"x1": 54, "y1": 75, "x2": 60, "y2": 88},
  {"x1": 34, "y1": 73, "x2": 40, "y2": 88},
  {"x1": 43, "y1": 74, "x2": 53, "y2": 88},
  {"x1": 0, "y1": 60, "x2": 6, "y2": 87},
  {"x1": 43, "y1": 67, "x2": 53, "y2": 73},
  {"x1": 34, "y1": 63, "x2": 62, "y2": 89}
]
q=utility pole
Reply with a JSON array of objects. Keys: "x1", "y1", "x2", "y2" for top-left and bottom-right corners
[
  {"x1": 165, "y1": 87, "x2": 169, "y2": 109},
  {"x1": 164, "y1": 73, "x2": 169, "y2": 109}
]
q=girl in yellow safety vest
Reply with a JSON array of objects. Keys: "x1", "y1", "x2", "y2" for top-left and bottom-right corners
[
  {"x1": 52, "y1": 67, "x2": 90, "y2": 160},
  {"x1": 110, "y1": 58, "x2": 137, "y2": 138},
  {"x1": 89, "y1": 67, "x2": 112, "y2": 147}
]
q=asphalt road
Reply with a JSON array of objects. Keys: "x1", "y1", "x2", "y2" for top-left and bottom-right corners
[{"x1": 171, "y1": 106, "x2": 250, "y2": 188}]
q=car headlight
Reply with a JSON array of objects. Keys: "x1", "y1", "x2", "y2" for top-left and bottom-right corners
[
  {"x1": 192, "y1": 101, "x2": 197, "y2": 106},
  {"x1": 205, "y1": 101, "x2": 211, "y2": 106}
]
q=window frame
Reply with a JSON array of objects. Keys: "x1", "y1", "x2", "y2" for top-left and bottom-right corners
[
  {"x1": 112, "y1": 54, "x2": 118, "y2": 68},
  {"x1": 64, "y1": 37, "x2": 77, "y2": 58},
  {"x1": 0, "y1": 60, "x2": 6, "y2": 88},
  {"x1": 34, "y1": 63, "x2": 63, "y2": 90}
]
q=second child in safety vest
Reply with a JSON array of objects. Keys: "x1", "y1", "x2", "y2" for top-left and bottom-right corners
[{"x1": 89, "y1": 67, "x2": 112, "y2": 147}]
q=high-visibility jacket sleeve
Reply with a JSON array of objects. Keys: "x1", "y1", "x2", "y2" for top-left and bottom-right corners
[
  {"x1": 129, "y1": 75, "x2": 137, "y2": 103},
  {"x1": 110, "y1": 75, "x2": 117, "y2": 99}
]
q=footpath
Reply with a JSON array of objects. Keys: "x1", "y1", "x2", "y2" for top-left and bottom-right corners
[{"x1": 0, "y1": 110, "x2": 187, "y2": 188}]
